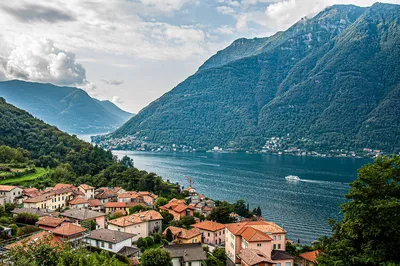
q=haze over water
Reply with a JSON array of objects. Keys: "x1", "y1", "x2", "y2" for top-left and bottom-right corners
[{"x1": 113, "y1": 151, "x2": 371, "y2": 244}]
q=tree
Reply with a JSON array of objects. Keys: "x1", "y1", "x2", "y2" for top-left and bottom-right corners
[
  {"x1": 155, "y1": 197, "x2": 168, "y2": 209},
  {"x1": 212, "y1": 248, "x2": 226, "y2": 262},
  {"x1": 137, "y1": 237, "x2": 147, "y2": 251},
  {"x1": 81, "y1": 220, "x2": 97, "y2": 230},
  {"x1": 318, "y1": 156, "x2": 400, "y2": 265},
  {"x1": 179, "y1": 216, "x2": 195, "y2": 229},
  {"x1": 129, "y1": 205, "x2": 151, "y2": 214},
  {"x1": 234, "y1": 199, "x2": 249, "y2": 217},
  {"x1": 145, "y1": 236, "x2": 154, "y2": 247},
  {"x1": 120, "y1": 155, "x2": 134, "y2": 168},
  {"x1": 160, "y1": 211, "x2": 174, "y2": 230},
  {"x1": 207, "y1": 206, "x2": 235, "y2": 224},
  {"x1": 141, "y1": 249, "x2": 173, "y2": 266},
  {"x1": 153, "y1": 233, "x2": 162, "y2": 244},
  {"x1": 15, "y1": 213, "x2": 39, "y2": 225},
  {"x1": 165, "y1": 228, "x2": 174, "y2": 242}
]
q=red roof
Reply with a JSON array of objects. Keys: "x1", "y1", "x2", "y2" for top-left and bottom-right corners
[
  {"x1": 52, "y1": 223, "x2": 87, "y2": 237},
  {"x1": 240, "y1": 227, "x2": 272, "y2": 242},
  {"x1": 192, "y1": 221, "x2": 225, "y2": 232},
  {"x1": 5, "y1": 231, "x2": 63, "y2": 250},
  {"x1": 88, "y1": 199, "x2": 102, "y2": 207},
  {"x1": 299, "y1": 250, "x2": 319, "y2": 263},
  {"x1": 68, "y1": 197, "x2": 88, "y2": 205},
  {"x1": 105, "y1": 202, "x2": 127, "y2": 208},
  {"x1": 36, "y1": 216, "x2": 65, "y2": 228}
]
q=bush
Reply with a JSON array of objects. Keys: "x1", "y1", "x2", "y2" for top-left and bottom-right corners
[
  {"x1": 145, "y1": 236, "x2": 154, "y2": 247},
  {"x1": 8, "y1": 224, "x2": 18, "y2": 235},
  {"x1": 16, "y1": 225, "x2": 41, "y2": 236},
  {"x1": 0, "y1": 216, "x2": 14, "y2": 224},
  {"x1": 15, "y1": 213, "x2": 39, "y2": 225},
  {"x1": 137, "y1": 237, "x2": 147, "y2": 251},
  {"x1": 153, "y1": 233, "x2": 162, "y2": 244}
]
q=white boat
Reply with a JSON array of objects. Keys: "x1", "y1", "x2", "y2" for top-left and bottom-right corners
[{"x1": 285, "y1": 175, "x2": 300, "y2": 181}]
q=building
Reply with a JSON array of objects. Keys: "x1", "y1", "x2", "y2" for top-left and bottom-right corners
[
  {"x1": 78, "y1": 184, "x2": 95, "y2": 199},
  {"x1": 4, "y1": 231, "x2": 63, "y2": 250},
  {"x1": 107, "y1": 210, "x2": 162, "y2": 241},
  {"x1": 11, "y1": 207, "x2": 54, "y2": 218},
  {"x1": 68, "y1": 197, "x2": 89, "y2": 209},
  {"x1": 225, "y1": 221, "x2": 293, "y2": 266},
  {"x1": 192, "y1": 220, "x2": 225, "y2": 246},
  {"x1": 159, "y1": 199, "x2": 194, "y2": 221},
  {"x1": 85, "y1": 228, "x2": 138, "y2": 257},
  {"x1": 163, "y1": 226, "x2": 202, "y2": 244},
  {"x1": 61, "y1": 209, "x2": 106, "y2": 229},
  {"x1": 237, "y1": 249, "x2": 274, "y2": 266},
  {"x1": 23, "y1": 187, "x2": 74, "y2": 210},
  {"x1": 0, "y1": 185, "x2": 23, "y2": 204},
  {"x1": 298, "y1": 250, "x2": 319, "y2": 266},
  {"x1": 104, "y1": 201, "x2": 145, "y2": 215},
  {"x1": 164, "y1": 244, "x2": 207, "y2": 266},
  {"x1": 36, "y1": 216, "x2": 66, "y2": 231},
  {"x1": 88, "y1": 199, "x2": 103, "y2": 212},
  {"x1": 52, "y1": 223, "x2": 88, "y2": 248},
  {"x1": 95, "y1": 190, "x2": 117, "y2": 204}
]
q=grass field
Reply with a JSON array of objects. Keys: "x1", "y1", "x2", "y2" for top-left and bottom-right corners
[{"x1": 0, "y1": 167, "x2": 50, "y2": 185}]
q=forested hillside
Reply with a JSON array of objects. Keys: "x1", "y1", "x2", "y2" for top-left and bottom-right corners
[
  {"x1": 0, "y1": 80, "x2": 133, "y2": 134},
  {"x1": 111, "y1": 3, "x2": 400, "y2": 153}
]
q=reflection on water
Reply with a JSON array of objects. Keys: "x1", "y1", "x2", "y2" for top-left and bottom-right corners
[{"x1": 113, "y1": 150, "x2": 371, "y2": 244}]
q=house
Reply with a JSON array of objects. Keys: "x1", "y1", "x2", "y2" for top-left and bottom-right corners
[
  {"x1": 163, "y1": 226, "x2": 202, "y2": 244},
  {"x1": 104, "y1": 202, "x2": 145, "y2": 215},
  {"x1": 36, "y1": 216, "x2": 66, "y2": 231},
  {"x1": 22, "y1": 187, "x2": 40, "y2": 198},
  {"x1": 225, "y1": 221, "x2": 294, "y2": 266},
  {"x1": 237, "y1": 249, "x2": 274, "y2": 266},
  {"x1": 0, "y1": 185, "x2": 23, "y2": 204},
  {"x1": 52, "y1": 223, "x2": 88, "y2": 248},
  {"x1": 159, "y1": 199, "x2": 194, "y2": 221},
  {"x1": 85, "y1": 228, "x2": 138, "y2": 257},
  {"x1": 61, "y1": 209, "x2": 106, "y2": 229},
  {"x1": 117, "y1": 192, "x2": 144, "y2": 203},
  {"x1": 192, "y1": 220, "x2": 225, "y2": 246},
  {"x1": 164, "y1": 243, "x2": 207, "y2": 266},
  {"x1": 0, "y1": 195, "x2": 5, "y2": 206},
  {"x1": 88, "y1": 199, "x2": 103, "y2": 212},
  {"x1": 23, "y1": 187, "x2": 74, "y2": 210},
  {"x1": 298, "y1": 250, "x2": 319, "y2": 266},
  {"x1": 68, "y1": 197, "x2": 89, "y2": 209},
  {"x1": 138, "y1": 191, "x2": 158, "y2": 206},
  {"x1": 78, "y1": 184, "x2": 95, "y2": 199},
  {"x1": 54, "y1": 184, "x2": 76, "y2": 190},
  {"x1": 107, "y1": 210, "x2": 162, "y2": 241},
  {"x1": 4, "y1": 231, "x2": 63, "y2": 250},
  {"x1": 95, "y1": 190, "x2": 117, "y2": 204}
]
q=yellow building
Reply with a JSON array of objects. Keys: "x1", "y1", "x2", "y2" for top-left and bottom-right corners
[
  {"x1": 23, "y1": 187, "x2": 74, "y2": 210},
  {"x1": 163, "y1": 226, "x2": 202, "y2": 244}
]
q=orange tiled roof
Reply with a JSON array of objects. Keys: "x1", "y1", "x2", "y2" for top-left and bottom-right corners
[
  {"x1": 163, "y1": 226, "x2": 202, "y2": 239},
  {"x1": 54, "y1": 184, "x2": 75, "y2": 190},
  {"x1": 52, "y1": 223, "x2": 87, "y2": 236},
  {"x1": 88, "y1": 199, "x2": 102, "y2": 207},
  {"x1": 114, "y1": 209, "x2": 127, "y2": 216},
  {"x1": 299, "y1": 250, "x2": 319, "y2": 263},
  {"x1": 225, "y1": 221, "x2": 285, "y2": 236},
  {"x1": 36, "y1": 216, "x2": 65, "y2": 228},
  {"x1": 105, "y1": 202, "x2": 127, "y2": 208},
  {"x1": 192, "y1": 221, "x2": 225, "y2": 232},
  {"x1": 68, "y1": 197, "x2": 89, "y2": 205},
  {"x1": 5, "y1": 231, "x2": 63, "y2": 250},
  {"x1": 0, "y1": 185, "x2": 17, "y2": 192},
  {"x1": 241, "y1": 227, "x2": 272, "y2": 242},
  {"x1": 238, "y1": 249, "x2": 273, "y2": 265},
  {"x1": 79, "y1": 184, "x2": 95, "y2": 190},
  {"x1": 108, "y1": 210, "x2": 163, "y2": 227}
]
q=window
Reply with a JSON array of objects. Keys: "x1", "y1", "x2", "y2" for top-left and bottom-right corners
[
  {"x1": 257, "y1": 243, "x2": 262, "y2": 247},
  {"x1": 273, "y1": 235, "x2": 276, "y2": 240},
  {"x1": 285, "y1": 263, "x2": 291, "y2": 266},
  {"x1": 278, "y1": 244, "x2": 281, "y2": 249},
  {"x1": 278, "y1": 235, "x2": 281, "y2": 240},
  {"x1": 108, "y1": 243, "x2": 112, "y2": 249},
  {"x1": 101, "y1": 241, "x2": 104, "y2": 247},
  {"x1": 273, "y1": 244, "x2": 276, "y2": 250},
  {"x1": 208, "y1": 232, "x2": 210, "y2": 237},
  {"x1": 276, "y1": 264, "x2": 281, "y2": 266}
]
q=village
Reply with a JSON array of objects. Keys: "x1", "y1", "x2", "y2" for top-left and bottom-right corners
[{"x1": 0, "y1": 180, "x2": 318, "y2": 266}]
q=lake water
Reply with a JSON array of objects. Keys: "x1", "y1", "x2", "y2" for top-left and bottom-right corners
[{"x1": 113, "y1": 151, "x2": 371, "y2": 244}]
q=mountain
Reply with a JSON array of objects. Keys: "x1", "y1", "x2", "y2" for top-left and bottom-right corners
[
  {"x1": 0, "y1": 80, "x2": 133, "y2": 134},
  {"x1": 111, "y1": 3, "x2": 400, "y2": 153}
]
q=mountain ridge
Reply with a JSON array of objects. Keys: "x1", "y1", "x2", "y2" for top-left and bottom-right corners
[
  {"x1": 108, "y1": 3, "x2": 400, "y2": 154},
  {"x1": 0, "y1": 80, "x2": 134, "y2": 134}
]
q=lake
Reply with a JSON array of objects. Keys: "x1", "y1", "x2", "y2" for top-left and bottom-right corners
[{"x1": 113, "y1": 151, "x2": 371, "y2": 244}]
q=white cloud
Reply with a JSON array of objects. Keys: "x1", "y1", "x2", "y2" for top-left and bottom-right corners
[
  {"x1": 101, "y1": 79, "x2": 124, "y2": 86},
  {"x1": 112, "y1": 96, "x2": 124, "y2": 104},
  {"x1": 0, "y1": 37, "x2": 88, "y2": 86},
  {"x1": 139, "y1": 0, "x2": 195, "y2": 11},
  {"x1": 217, "y1": 6, "x2": 237, "y2": 15}
]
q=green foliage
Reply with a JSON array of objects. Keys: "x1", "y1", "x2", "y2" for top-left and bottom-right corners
[
  {"x1": 15, "y1": 213, "x2": 39, "y2": 225},
  {"x1": 153, "y1": 233, "x2": 162, "y2": 244},
  {"x1": 155, "y1": 197, "x2": 168, "y2": 209},
  {"x1": 212, "y1": 248, "x2": 227, "y2": 262},
  {"x1": 140, "y1": 248, "x2": 173, "y2": 266},
  {"x1": 207, "y1": 206, "x2": 235, "y2": 224},
  {"x1": 234, "y1": 199, "x2": 249, "y2": 217},
  {"x1": 165, "y1": 228, "x2": 173, "y2": 242},
  {"x1": 178, "y1": 216, "x2": 196, "y2": 229},
  {"x1": 107, "y1": 4, "x2": 400, "y2": 154},
  {"x1": 129, "y1": 205, "x2": 151, "y2": 214},
  {"x1": 145, "y1": 236, "x2": 154, "y2": 247},
  {"x1": 16, "y1": 225, "x2": 41, "y2": 236},
  {"x1": 0, "y1": 145, "x2": 30, "y2": 163},
  {"x1": 160, "y1": 211, "x2": 174, "y2": 230},
  {"x1": 81, "y1": 220, "x2": 97, "y2": 230},
  {"x1": 318, "y1": 155, "x2": 400, "y2": 265},
  {"x1": 204, "y1": 247, "x2": 226, "y2": 266},
  {"x1": 109, "y1": 212, "x2": 125, "y2": 220},
  {"x1": 137, "y1": 237, "x2": 147, "y2": 251}
]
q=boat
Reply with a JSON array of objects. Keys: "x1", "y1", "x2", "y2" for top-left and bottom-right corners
[{"x1": 285, "y1": 175, "x2": 300, "y2": 181}]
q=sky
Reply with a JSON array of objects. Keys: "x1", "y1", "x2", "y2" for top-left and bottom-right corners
[{"x1": 0, "y1": 0, "x2": 399, "y2": 113}]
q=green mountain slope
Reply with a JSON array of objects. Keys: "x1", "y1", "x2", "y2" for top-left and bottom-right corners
[
  {"x1": 0, "y1": 80, "x2": 133, "y2": 134},
  {"x1": 111, "y1": 3, "x2": 400, "y2": 153}
]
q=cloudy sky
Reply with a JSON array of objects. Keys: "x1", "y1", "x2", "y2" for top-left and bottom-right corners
[{"x1": 0, "y1": 0, "x2": 399, "y2": 113}]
